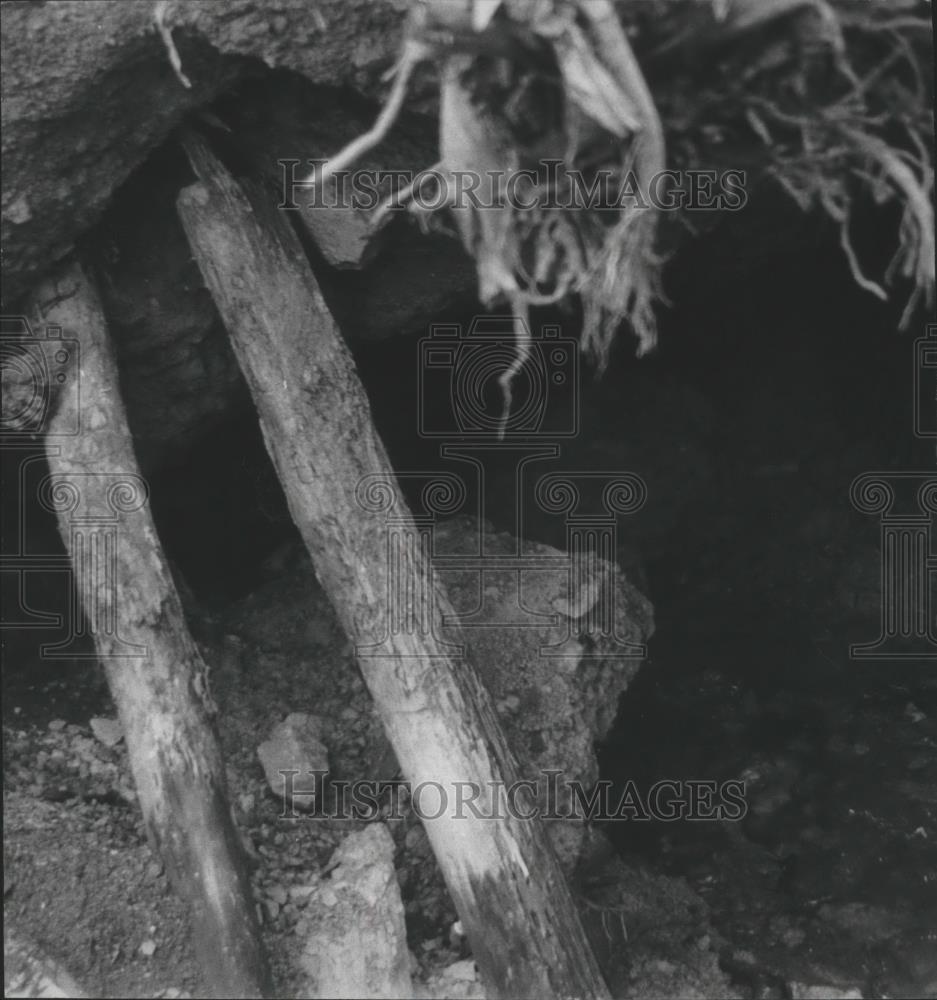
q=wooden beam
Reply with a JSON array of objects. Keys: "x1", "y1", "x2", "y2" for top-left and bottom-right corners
[
  {"x1": 33, "y1": 259, "x2": 272, "y2": 1000},
  {"x1": 177, "y1": 132, "x2": 611, "y2": 1000}
]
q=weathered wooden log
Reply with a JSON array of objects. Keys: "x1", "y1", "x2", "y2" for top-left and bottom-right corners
[
  {"x1": 176, "y1": 133, "x2": 612, "y2": 1000},
  {"x1": 33, "y1": 260, "x2": 272, "y2": 1000}
]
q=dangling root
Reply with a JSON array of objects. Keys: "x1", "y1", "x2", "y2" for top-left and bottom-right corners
[
  {"x1": 497, "y1": 297, "x2": 532, "y2": 440},
  {"x1": 153, "y1": 1, "x2": 191, "y2": 89},
  {"x1": 303, "y1": 37, "x2": 431, "y2": 188},
  {"x1": 369, "y1": 162, "x2": 443, "y2": 233},
  {"x1": 575, "y1": 0, "x2": 667, "y2": 364}
]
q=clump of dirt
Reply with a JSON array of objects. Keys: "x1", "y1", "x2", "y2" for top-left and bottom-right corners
[{"x1": 3, "y1": 783, "x2": 199, "y2": 998}]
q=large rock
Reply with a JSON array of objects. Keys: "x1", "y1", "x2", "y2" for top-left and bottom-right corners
[
  {"x1": 1, "y1": 0, "x2": 407, "y2": 307},
  {"x1": 432, "y1": 517, "x2": 653, "y2": 868},
  {"x1": 222, "y1": 515, "x2": 654, "y2": 872}
]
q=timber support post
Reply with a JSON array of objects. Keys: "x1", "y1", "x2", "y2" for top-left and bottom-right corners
[
  {"x1": 177, "y1": 132, "x2": 611, "y2": 1000},
  {"x1": 33, "y1": 259, "x2": 273, "y2": 1000}
]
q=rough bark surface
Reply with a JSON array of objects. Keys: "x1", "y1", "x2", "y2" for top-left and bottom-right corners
[
  {"x1": 176, "y1": 134, "x2": 611, "y2": 1000},
  {"x1": 34, "y1": 259, "x2": 272, "y2": 999},
  {"x1": 1, "y1": 0, "x2": 407, "y2": 307}
]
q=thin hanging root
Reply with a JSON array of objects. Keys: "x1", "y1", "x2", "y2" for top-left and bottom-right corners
[
  {"x1": 153, "y1": 1, "x2": 192, "y2": 89},
  {"x1": 303, "y1": 38, "x2": 429, "y2": 188},
  {"x1": 839, "y1": 219, "x2": 888, "y2": 300},
  {"x1": 840, "y1": 124, "x2": 935, "y2": 323},
  {"x1": 497, "y1": 298, "x2": 532, "y2": 441},
  {"x1": 369, "y1": 162, "x2": 443, "y2": 232}
]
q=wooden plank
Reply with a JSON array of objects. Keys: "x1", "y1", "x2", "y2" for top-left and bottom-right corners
[
  {"x1": 33, "y1": 260, "x2": 272, "y2": 1000},
  {"x1": 176, "y1": 132, "x2": 610, "y2": 1000}
]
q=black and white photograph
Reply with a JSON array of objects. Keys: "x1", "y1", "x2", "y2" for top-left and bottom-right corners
[{"x1": 1, "y1": 1, "x2": 935, "y2": 997}]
